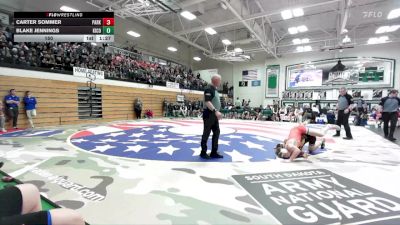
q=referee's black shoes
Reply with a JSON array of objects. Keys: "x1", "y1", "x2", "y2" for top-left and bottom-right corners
[
  {"x1": 210, "y1": 152, "x2": 224, "y2": 158},
  {"x1": 200, "y1": 152, "x2": 211, "y2": 159}
]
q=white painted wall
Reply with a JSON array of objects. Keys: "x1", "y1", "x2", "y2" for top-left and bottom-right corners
[
  {"x1": 198, "y1": 42, "x2": 400, "y2": 107},
  {"x1": 113, "y1": 17, "x2": 198, "y2": 67},
  {"x1": 193, "y1": 57, "x2": 234, "y2": 87}
]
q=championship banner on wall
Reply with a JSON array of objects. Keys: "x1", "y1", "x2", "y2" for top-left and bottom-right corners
[
  {"x1": 166, "y1": 81, "x2": 180, "y2": 89},
  {"x1": 286, "y1": 57, "x2": 394, "y2": 89},
  {"x1": 73, "y1": 67, "x2": 104, "y2": 80},
  {"x1": 266, "y1": 65, "x2": 279, "y2": 97},
  {"x1": 233, "y1": 169, "x2": 400, "y2": 225}
]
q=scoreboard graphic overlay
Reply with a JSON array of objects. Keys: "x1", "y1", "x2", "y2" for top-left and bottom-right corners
[{"x1": 13, "y1": 12, "x2": 114, "y2": 43}]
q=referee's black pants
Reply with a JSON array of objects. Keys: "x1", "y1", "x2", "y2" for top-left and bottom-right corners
[
  {"x1": 336, "y1": 110, "x2": 352, "y2": 138},
  {"x1": 382, "y1": 112, "x2": 398, "y2": 138},
  {"x1": 201, "y1": 110, "x2": 220, "y2": 154}
]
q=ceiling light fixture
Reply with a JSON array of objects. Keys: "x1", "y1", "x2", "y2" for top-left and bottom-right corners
[
  {"x1": 387, "y1": 8, "x2": 400, "y2": 20},
  {"x1": 303, "y1": 45, "x2": 312, "y2": 52},
  {"x1": 281, "y1": 9, "x2": 293, "y2": 20},
  {"x1": 375, "y1": 25, "x2": 400, "y2": 34},
  {"x1": 367, "y1": 36, "x2": 389, "y2": 45},
  {"x1": 127, "y1": 30, "x2": 141, "y2": 37},
  {"x1": 292, "y1": 8, "x2": 304, "y2": 17},
  {"x1": 292, "y1": 38, "x2": 309, "y2": 45},
  {"x1": 288, "y1": 25, "x2": 308, "y2": 35},
  {"x1": 180, "y1": 11, "x2": 196, "y2": 20},
  {"x1": 281, "y1": 8, "x2": 304, "y2": 20},
  {"x1": 60, "y1": 6, "x2": 79, "y2": 12},
  {"x1": 138, "y1": 0, "x2": 150, "y2": 7},
  {"x1": 222, "y1": 39, "x2": 232, "y2": 45},
  {"x1": 296, "y1": 46, "x2": 304, "y2": 52},
  {"x1": 292, "y1": 38, "x2": 302, "y2": 45},
  {"x1": 379, "y1": 36, "x2": 389, "y2": 42},
  {"x1": 193, "y1": 56, "x2": 201, "y2": 61},
  {"x1": 167, "y1": 46, "x2": 177, "y2": 52},
  {"x1": 205, "y1": 27, "x2": 217, "y2": 35},
  {"x1": 288, "y1": 27, "x2": 298, "y2": 34},
  {"x1": 342, "y1": 35, "x2": 351, "y2": 43},
  {"x1": 301, "y1": 38, "x2": 309, "y2": 43},
  {"x1": 234, "y1": 47, "x2": 243, "y2": 53},
  {"x1": 296, "y1": 45, "x2": 312, "y2": 52},
  {"x1": 297, "y1": 25, "x2": 308, "y2": 32},
  {"x1": 387, "y1": 25, "x2": 400, "y2": 32}
]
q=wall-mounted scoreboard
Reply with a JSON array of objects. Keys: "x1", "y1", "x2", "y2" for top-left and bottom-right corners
[{"x1": 13, "y1": 12, "x2": 114, "y2": 43}]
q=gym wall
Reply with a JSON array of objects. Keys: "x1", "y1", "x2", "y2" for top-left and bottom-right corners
[{"x1": 0, "y1": 71, "x2": 203, "y2": 129}]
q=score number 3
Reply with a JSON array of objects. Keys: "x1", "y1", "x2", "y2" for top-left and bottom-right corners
[{"x1": 102, "y1": 18, "x2": 114, "y2": 26}]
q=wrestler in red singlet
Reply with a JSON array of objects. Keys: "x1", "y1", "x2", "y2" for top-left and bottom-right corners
[{"x1": 287, "y1": 125, "x2": 307, "y2": 147}]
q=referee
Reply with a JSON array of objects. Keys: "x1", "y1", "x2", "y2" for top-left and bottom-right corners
[
  {"x1": 200, "y1": 74, "x2": 223, "y2": 159},
  {"x1": 334, "y1": 87, "x2": 353, "y2": 140},
  {"x1": 379, "y1": 89, "x2": 400, "y2": 141}
]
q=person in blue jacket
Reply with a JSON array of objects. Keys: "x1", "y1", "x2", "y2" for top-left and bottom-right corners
[
  {"x1": 24, "y1": 91, "x2": 37, "y2": 128},
  {"x1": 4, "y1": 89, "x2": 20, "y2": 129}
]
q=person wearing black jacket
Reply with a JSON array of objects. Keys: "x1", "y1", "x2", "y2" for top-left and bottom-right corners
[
  {"x1": 334, "y1": 87, "x2": 353, "y2": 139},
  {"x1": 162, "y1": 99, "x2": 168, "y2": 117},
  {"x1": 134, "y1": 98, "x2": 143, "y2": 119},
  {"x1": 379, "y1": 89, "x2": 400, "y2": 141},
  {"x1": 200, "y1": 74, "x2": 223, "y2": 159}
]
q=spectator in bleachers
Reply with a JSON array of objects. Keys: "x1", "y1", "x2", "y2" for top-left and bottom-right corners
[
  {"x1": 0, "y1": 26, "x2": 212, "y2": 92},
  {"x1": 173, "y1": 103, "x2": 181, "y2": 117},
  {"x1": 181, "y1": 104, "x2": 187, "y2": 117},
  {"x1": 163, "y1": 99, "x2": 168, "y2": 117},
  {"x1": 234, "y1": 97, "x2": 241, "y2": 108},
  {"x1": 23, "y1": 91, "x2": 37, "y2": 128},
  {"x1": 0, "y1": 101, "x2": 6, "y2": 132},
  {"x1": 186, "y1": 101, "x2": 193, "y2": 117},
  {"x1": 295, "y1": 106, "x2": 303, "y2": 123},
  {"x1": 134, "y1": 98, "x2": 143, "y2": 119},
  {"x1": 5, "y1": 89, "x2": 20, "y2": 129},
  {"x1": 167, "y1": 103, "x2": 174, "y2": 117}
]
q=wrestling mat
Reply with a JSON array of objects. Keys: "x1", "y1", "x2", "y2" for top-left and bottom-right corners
[{"x1": 0, "y1": 118, "x2": 399, "y2": 225}]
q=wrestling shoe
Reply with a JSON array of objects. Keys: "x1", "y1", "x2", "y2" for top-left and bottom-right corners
[
  {"x1": 321, "y1": 139, "x2": 326, "y2": 149},
  {"x1": 0, "y1": 161, "x2": 3, "y2": 168}
]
